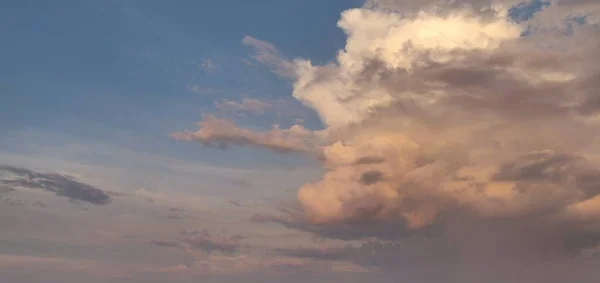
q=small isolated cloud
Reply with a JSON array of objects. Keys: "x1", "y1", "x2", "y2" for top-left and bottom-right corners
[
  {"x1": 151, "y1": 241, "x2": 184, "y2": 249},
  {"x1": 200, "y1": 58, "x2": 219, "y2": 74},
  {"x1": 186, "y1": 85, "x2": 221, "y2": 95},
  {"x1": 215, "y1": 97, "x2": 315, "y2": 124},
  {"x1": 158, "y1": 264, "x2": 188, "y2": 273},
  {"x1": 167, "y1": 215, "x2": 186, "y2": 220},
  {"x1": 274, "y1": 246, "x2": 351, "y2": 261},
  {"x1": 171, "y1": 115, "x2": 318, "y2": 154},
  {"x1": 215, "y1": 98, "x2": 273, "y2": 115},
  {"x1": 153, "y1": 229, "x2": 243, "y2": 255},
  {"x1": 0, "y1": 165, "x2": 110, "y2": 205},
  {"x1": 180, "y1": 230, "x2": 243, "y2": 254}
]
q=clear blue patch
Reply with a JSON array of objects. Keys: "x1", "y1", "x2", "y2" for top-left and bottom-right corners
[
  {"x1": 564, "y1": 16, "x2": 587, "y2": 35},
  {"x1": 508, "y1": 0, "x2": 550, "y2": 23}
]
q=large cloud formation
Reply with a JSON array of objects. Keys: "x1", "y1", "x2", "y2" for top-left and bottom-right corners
[{"x1": 177, "y1": 0, "x2": 600, "y2": 260}]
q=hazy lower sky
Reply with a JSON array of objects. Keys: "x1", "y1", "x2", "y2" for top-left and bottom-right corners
[{"x1": 2, "y1": 1, "x2": 600, "y2": 282}]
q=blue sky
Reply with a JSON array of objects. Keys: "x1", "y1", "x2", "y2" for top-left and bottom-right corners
[
  {"x1": 2, "y1": 1, "x2": 600, "y2": 282},
  {"x1": 0, "y1": 2, "x2": 363, "y2": 280},
  {"x1": 1, "y1": 0, "x2": 361, "y2": 168}
]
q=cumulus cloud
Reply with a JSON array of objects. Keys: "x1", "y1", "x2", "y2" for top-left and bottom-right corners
[
  {"x1": 234, "y1": 0, "x2": 600, "y2": 258},
  {"x1": 183, "y1": 0, "x2": 600, "y2": 276},
  {"x1": 271, "y1": 0, "x2": 600, "y2": 236}
]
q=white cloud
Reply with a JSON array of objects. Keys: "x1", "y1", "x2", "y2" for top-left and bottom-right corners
[{"x1": 230, "y1": 1, "x2": 600, "y2": 265}]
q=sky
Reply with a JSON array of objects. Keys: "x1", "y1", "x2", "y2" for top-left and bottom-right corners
[{"x1": 1, "y1": 0, "x2": 600, "y2": 282}]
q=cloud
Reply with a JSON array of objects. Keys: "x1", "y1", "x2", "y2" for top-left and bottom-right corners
[
  {"x1": 153, "y1": 230, "x2": 244, "y2": 255},
  {"x1": 230, "y1": 0, "x2": 600, "y2": 267},
  {"x1": 359, "y1": 170, "x2": 384, "y2": 185},
  {"x1": 250, "y1": 212, "x2": 435, "y2": 241},
  {"x1": 187, "y1": 85, "x2": 222, "y2": 95},
  {"x1": 151, "y1": 241, "x2": 184, "y2": 249},
  {"x1": 0, "y1": 254, "x2": 95, "y2": 271},
  {"x1": 174, "y1": 1, "x2": 600, "y2": 280},
  {"x1": 273, "y1": 246, "x2": 352, "y2": 261},
  {"x1": 182, "y1": 230, "x2": 244, "y2": 254},
  {"x1": 0, "y1": 186, "x2": 16, "y2": 194},
  {"x1": 215, "y1": 98, "x2": 273, "y2": 115},
  {"x1": 282, "y1": 0, "x2": 599, "y2": 233},
  {"x1": 200, "y1": 58, "x2": 219, "y2": 74},
  {"x1": 242, "y1": 36, "x2": 296, "y2": 78},
  {"x1": 171, "y1": 115, "x2": 318, "y2": 154},
  {"x1": 353, "y1": 156, "x2": 386, "y2": 166},
  {"x1": 0, "y1": 165, "x2": 110, "y2": 205}
]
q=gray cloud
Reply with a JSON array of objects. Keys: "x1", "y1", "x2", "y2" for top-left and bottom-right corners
[
  {"x1": 152, "y1": 230, "x2": 244, "y2": 255},
  {"x1": 250, "y1": 213, "x2": 438, "y2": 241},
  {"x1": 167, "y1": 215, "x2": 186, "y2": 220},
  {"x1": 273, "y1": 246, "x2": 352, "y2": 261},
  {"x1": 0, "y1": 186, "x2": 16, "y2": 194},
  {"x1": 0, "y1": 165, "x2": 110, "y2": 205},
  {"x1": 151, "y1": 241, "x2": 184, "y2": 249},
  {"x1": 493, "y1": 151, "x2": 597, "y2": 183},
  {"x1": 353, "y1": 156, "x2": 386, "y2": 166},
  {"x1": 180, "y1": 230, "x2": 243, "y2": 254},
  {"x1": 359, "y1": 170, "x2": 384, "y2": 185}
]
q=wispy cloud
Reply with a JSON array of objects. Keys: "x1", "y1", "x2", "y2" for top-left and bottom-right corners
[
  {"x1": 215, "y1": 98, "x2": 273, "y2": 115},
  {"x1": 171, "y1": 115, "x2": 318, "y2": 154},
  {"x1": 199, "y1": 58, "x2": 219, "y2": 74},
  {"x1": 243, "y1": 36, "x2": 296, "y2": 78},
  {"x1": 0, "y1": 165, "x2": 111, "y2": 205},
  {"x1": 274, "y1": 246, "x2": 351, "y2": 261},
  {"x1": 186, "y1": 84, "x2": 222, "y2": 95}
]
